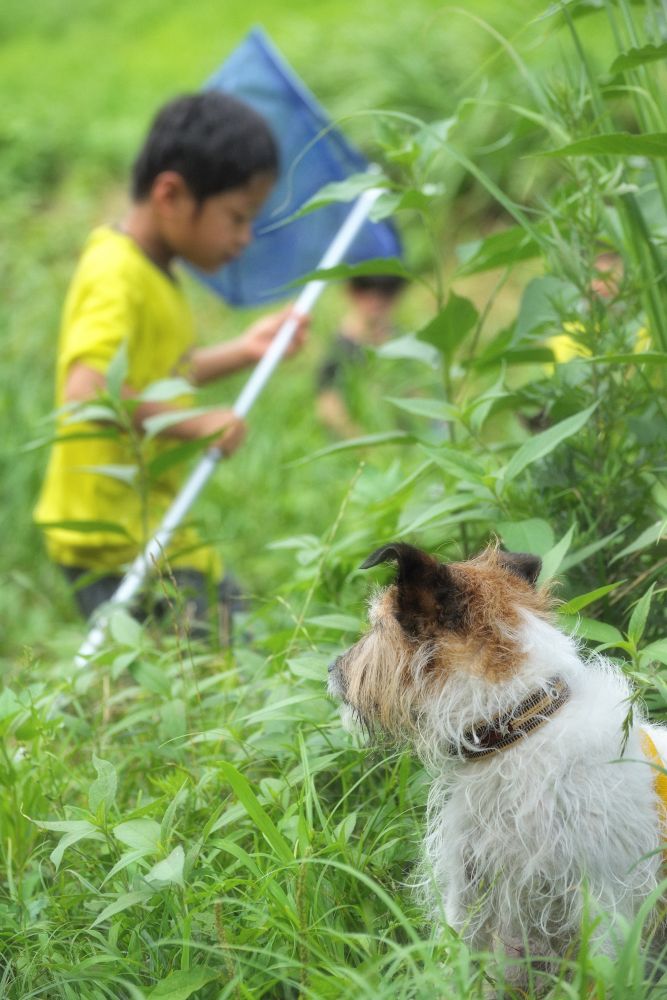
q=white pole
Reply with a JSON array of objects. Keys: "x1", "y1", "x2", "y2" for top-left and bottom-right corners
[{"x1": 75, "y1": 183, "x2": 384, "y2": 667}]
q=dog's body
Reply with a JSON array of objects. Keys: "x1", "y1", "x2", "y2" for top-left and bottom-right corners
[{"x1": 329, "y1": 543, "x2": 666, "y2": 971}]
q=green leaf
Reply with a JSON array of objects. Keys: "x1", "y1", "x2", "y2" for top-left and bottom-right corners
[
  {"x1": 89, "y1": 755, "x2": 117, "y2": 815},
  {"x1": 142, "y1": 407, "x2": 211, "y2": 441},
  {"x1": 501, "y1": 403, "x2": 598, "y2": 483},
  {"x1": 290, "y1": 430, "x2": 409, "y2": 466},
  {"x1": 583, "y1": 352, "x2": 667, "y2": 366},
  {"x1": 113, "y1": 819, "x2": 161, "y2": 855},
  {"x1": 367, "y1": 191, "x2": 402, "y2": 220},
  {"x1": 286, "y1": 654, "x2": 329, "y2": 681},
  {"x1": 0, "y1": 688, "x2": 22, "y2": 724},
  {"x1": 129, "y1": 660, "x2": 172, "y2": 697},
  {"x1": 456, "y1": 225, "x2": 541, "y2": 276},
  {"x1": 63, "y1": 403, "x2": 120, "y2": 426},
  {"x1": 560, "y1": 527, "x2": 626, "y2": 572},
  {"x1": 160, "y1": 782, "x2": 188, "y2": 845},
  {"x1": 306, "y1": 614, "x2": 361, "y2": 632},
  {"x1": 515, "y1": 276, "x2": 579, "y2": 340},
  {"x1": 612, "y1": 520, "x2": 666, "y2": 562},
  {"x1": 137, "y1": 378, "x2": 194, "y2": 403},
  {"x1": 147, "y1": 968, "x2": 220, "y2": 1000},
  {"x1": 334, "y1": 812, "x2": 358, "y2": 844},
  {"x1": 219, "y1": 761, "x2": 293, "y2": 865},
  {"x1": 642, "y1": 640, "x2": 667, "y2": 667},
  {"x1": 539, "y1": 525, "x2": 575, "y2": 583},
  {"x1": 466, "y1": 374, "x2": 510, "y2": 434},
  {"x1": 416, "y1": 292, "x2": 478, "y2": 359},
  {"x1": 559, "y1": 616, "x2": 624, "y2": 645},
  {"x1": 385, "y1": 396, "x2": 459, "y2": 421},
  {"x1": 145, "y1": 845, "x2": 185, "y2": 888},
  {"x1": 369, "y1": 187, "x2": 435, "y2": 221},
  {"x1": 467, "y1": 346, "x2": 555, "y2": 371},
  {"x1": 32, "y1": 819, "x2": 104, "y2": 871},
  {"x1": 31, "y1": 818, "x2": 98, "y2": 834},
  {"x1": 558, "y1": 582, "x2": 624, "y2": 615},
  {"x1": 101, "y1": 848, "x2": 149, "y2": 885},
  {"x1": 398, "y1": 495, "x2": 477, "y2": 534},
  {"x1": 375, "y1": 333, "x2": 441, "y2": 368},
  {"x1": 628, "y1": 584, "x2": 656, "y2": 646},
  {"x1": 106, "y1": 342, "x2": 129, "y2": 400},
  {"x1": 610, "y1": 44, "x2": 667, "y2": 74},
  {"x1": 422, "y1": 445, "x2": 487, "y2": 482},
  {"x1": 50, "y1": 827, "x2": 105, "y2": 869},
  {"x1": 241, "y1": 692, "x2": 321, "y2": 725},
  {"x1": 77, "y1": 463, "x2": 138, "y2": 485},
  {"x1": 294, "y1": 172, "x2": 390, "y2": 218},
  {"x1": 497, "y1": 519, "x2": 555, "y2": 556},
  {"x1": 544, "y1": 132, "x2": 667, "y2": 158},
  {"x1": 91, "y1": 889, "x2": 154, "y2": 929},
  {"x1": 108, "y1": 610, "x2": 143, "y2": 649}
]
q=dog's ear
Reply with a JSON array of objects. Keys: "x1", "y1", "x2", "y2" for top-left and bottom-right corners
[
  {"x1": 497, "y1": 550, "x2": 542, "y2": 587},
  {"x1": 361, "y1": 542, "x2": 436, "y2": 577},
  {"x1": 361, "y1": 542, "x2": 463, "y2": 634}
]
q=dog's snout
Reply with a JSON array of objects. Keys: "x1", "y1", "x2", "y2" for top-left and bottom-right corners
[{"x1": 327, "y1": 654, "x2": 347, "y2": 700}]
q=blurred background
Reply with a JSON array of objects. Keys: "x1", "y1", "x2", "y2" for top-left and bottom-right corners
[{"x1": 0, "y1": 0, "x2": 657, "y2": 658}]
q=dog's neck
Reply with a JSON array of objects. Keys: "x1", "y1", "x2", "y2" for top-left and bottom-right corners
[{"x1": 447, "y1": 676, "x2": 570, "y2": 761}]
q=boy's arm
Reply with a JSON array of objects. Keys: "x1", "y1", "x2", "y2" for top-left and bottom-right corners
[
  {"x1": 188, "y1": 307, "x2": 308, "y2": 385},
  {"x1": 64, "y1": 362, "x2": 245, "y2": 454}
]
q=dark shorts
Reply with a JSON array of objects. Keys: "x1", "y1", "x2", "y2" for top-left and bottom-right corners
[{"x1": 61, "y1": 566, "x2": 246, "y2": 644}]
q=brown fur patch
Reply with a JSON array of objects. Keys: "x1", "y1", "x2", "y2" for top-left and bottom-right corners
[
  {"x1": 439, "y1": 547, "x2": 551, "y2": 681},
  {"x1": 332, "y1": 545, "x2": 552, "y2": 735}
]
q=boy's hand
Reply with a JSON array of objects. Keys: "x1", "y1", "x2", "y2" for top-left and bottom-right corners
[
  {"x1": 242, "y1": 308, "x2": 309, "y2": 363},
  {"x1": 188, "y1": 309, "x2": 309, "y2": 385}
]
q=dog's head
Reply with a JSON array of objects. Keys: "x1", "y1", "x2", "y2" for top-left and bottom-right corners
[{"x1": 328, "y1": 542, "x2": 549, "y2": 736}]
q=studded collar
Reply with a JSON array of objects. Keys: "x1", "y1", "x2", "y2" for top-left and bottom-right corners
[{"x1": 450, "y1": 677, "x2": 570, "y2": 761}]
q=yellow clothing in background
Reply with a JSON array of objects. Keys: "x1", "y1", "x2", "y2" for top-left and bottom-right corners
[
  {"x1": 549, "y1": 321, "x2": 651, "y2": 365},
  {"x1": 35, "y1": 227, "x2": 219, "y2": 576}
]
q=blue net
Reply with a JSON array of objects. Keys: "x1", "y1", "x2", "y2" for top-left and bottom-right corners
[{"x1": 190, "y1": 27, "x2": 401, "y2": 306}]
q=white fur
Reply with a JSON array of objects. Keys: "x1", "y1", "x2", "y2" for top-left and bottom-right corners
[{"x1": 414, "y1": 611, "x2": 666, "y2": 960}]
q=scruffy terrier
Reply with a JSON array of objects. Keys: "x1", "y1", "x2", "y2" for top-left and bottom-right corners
[{"x1": 328, "y1": 542, "x2": 667, "y2": 979}]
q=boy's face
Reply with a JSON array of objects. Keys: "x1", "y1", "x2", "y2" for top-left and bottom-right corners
[{"x1": 159, "y1": 172, "x2": 275, "y2": 272}]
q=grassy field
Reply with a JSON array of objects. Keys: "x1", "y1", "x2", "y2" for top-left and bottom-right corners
[{"x1": 2, "y1": 1, "x2": 667, "y2": 997}]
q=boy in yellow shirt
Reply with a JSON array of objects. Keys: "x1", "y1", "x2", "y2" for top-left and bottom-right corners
[{"x1": 35, "y1": 91, "x2": 307, "y2": 636}]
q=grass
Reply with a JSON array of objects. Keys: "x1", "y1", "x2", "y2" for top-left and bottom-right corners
[{"x1": 4, "y1": 595, "x2": 667, "y2": 998}]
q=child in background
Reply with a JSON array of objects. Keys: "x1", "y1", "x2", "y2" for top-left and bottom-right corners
[
  {"x1": 548, "y1": 252, "x2": 626, "y2": 364},
  {"x1": 316, "y1": 274, "x2": 406, "y2": 437},
  {"x1": 34, "y1": 91, "x2": 308, "y2": 638}
]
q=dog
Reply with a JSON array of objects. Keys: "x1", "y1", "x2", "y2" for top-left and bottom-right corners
[{"x1": 328, "y1": 542, "x2": 667, "y2": 980}]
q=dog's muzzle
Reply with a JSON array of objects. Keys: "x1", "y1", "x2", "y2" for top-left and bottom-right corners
[{"x1": 327, "y1": 655, "x2": 346, "y2": 699}]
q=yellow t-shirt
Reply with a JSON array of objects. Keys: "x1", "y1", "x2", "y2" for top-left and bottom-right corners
[
  {"x1": 549, "y1": 321, "x2": 651, "y2": 365},
  {"x1": 35, "y1": 226, "x2": 220, "y2": 576}
]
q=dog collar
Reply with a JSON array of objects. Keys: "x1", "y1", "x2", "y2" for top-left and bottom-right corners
[{"x1": 451, "y1": 676, "x2": 570, "y2": 761}]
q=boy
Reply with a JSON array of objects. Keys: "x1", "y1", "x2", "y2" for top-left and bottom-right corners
[
  {"x1": 34, "y1": 91, "x2": 308, "y2": 634},
  {"x1": 316, "y1": 274, "x2": 406, "y2": 437}
]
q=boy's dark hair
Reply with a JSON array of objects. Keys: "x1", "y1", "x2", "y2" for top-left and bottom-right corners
[
  {"x1": 349, "y1": 274, "x2": 407, "y2": 296},
  {"x1": 131, "y1": 91, "x2": 279, "y2": 202}
]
